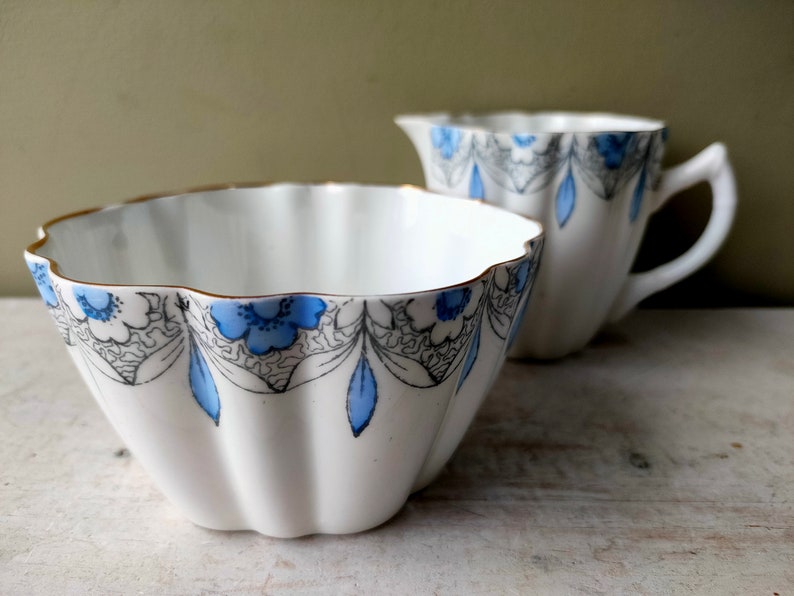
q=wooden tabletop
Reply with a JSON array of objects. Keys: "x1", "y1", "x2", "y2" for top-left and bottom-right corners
[{"x1": 1, "y1": 299, "x2": 792, "y2": 595}]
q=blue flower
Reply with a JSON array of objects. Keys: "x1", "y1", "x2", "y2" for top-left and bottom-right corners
[
  {"x1": 74, "y1": 287, "x2": 118, "y2": 321},
  {"x1": 211, "y1": 296, "x2": 327, "y2": 355},
  {"x1": 512, "y1": 134, "x2": 536, "y2": 148},
  {"x1": 27, "y1": 262, "x2": 58, "y2": 307},
  {"x1": 64, "y1": 286, "x2": 150, "y2": 343},
  {"x1": 435, "y1": 288, "x2": 472, "y2": 321},
  {"x1": 595, "y1": 133, "x2": 635, "y2": 169},
  {"x1": 407, "y1": 286, "x2": 480, "y2": 345},
  {"x1": 431, "y1": 126, "x2": 462, "y2": 160}
]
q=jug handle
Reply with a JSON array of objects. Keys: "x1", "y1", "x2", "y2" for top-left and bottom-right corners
[{"x1": 607, "y1": 142, "x2": 737, "y2": 323}]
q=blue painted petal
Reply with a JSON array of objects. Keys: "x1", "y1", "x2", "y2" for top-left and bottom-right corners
[
  {"x1": 436, "y1": 287, "x2": 472, "y2": 322},
  {"x1": 250, "y1": 298, "x2": 282, "y2": 321},
  {"x1": 512, "y1": 134, "x2": 536, "y2": 148},
  {"x1": 555, "y1": 170, "x2": 576, "y2": 228},
  {"x1": 431, "y1": 126, "x2": 461, "y2": 159},
  {"x1": 246, "y1": 323, "x2": 296, "y2": 355},
  {"x1": 210, "y1": 301, "x2": 250, "y2": 340},
  {"x1": 431, "y1": 126, "x2": 445, "y2": 148},
  {"x1": 347, "y1": 353, "x2": 378, "y2": 437},
  {"x1": 77, "y1": 286, "x2": 110, "y2": 309},
  {"x1": 595, "y1": 133, "x2": 634, "y2": 169},
  {"x1": 288, "y1": 296, "x2": 327, "y2": 329},
  {"x1": 27, "y1": 262, "x2": 58, "y2": 307},
  {"x1": 507, "y1": 299, "x2": 529, "y2": 350},
  {"x1": 74, "y1": 286, "x2": 116, "y2": 321},
  {"x1": 469, "y1": 164, "x2": 484, "y2": 199},
  {"x1": 630, "y1": 166, "x2": 647, "y2": 223},
  {"x1": 457, "y1": 325, "x2": 481, "y2": 390},
  {"x1": 514, "y1": 259, "x2": 530, "y2": 294},
  {"x1": 189, "y1": 337, "x2": 220, "y2": 425}
]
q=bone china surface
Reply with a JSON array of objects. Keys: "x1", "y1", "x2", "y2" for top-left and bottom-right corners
[
  {"x1": 24, "y1": 183, "x2": 544, "y2": 537},
  {"x1": 396, "y1": 111, "x2": 737, "y2": 359}
]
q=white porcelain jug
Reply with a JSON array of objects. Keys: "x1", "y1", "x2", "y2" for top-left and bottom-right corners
[{"x1": 396, "y1": 111, "x2": 737, "y2": 359}]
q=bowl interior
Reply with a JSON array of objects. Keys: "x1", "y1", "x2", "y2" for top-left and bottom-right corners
[{"x1": 32, "y1": 184, "x2": 542, "y2": 296}]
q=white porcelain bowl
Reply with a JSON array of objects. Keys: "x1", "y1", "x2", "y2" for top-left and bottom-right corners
[{"x1": 25, "y1": 183, "x2": 544, "y2": 537}]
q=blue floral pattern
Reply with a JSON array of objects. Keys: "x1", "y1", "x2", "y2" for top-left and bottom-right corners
[
  {"x1": 458, "y1": 238, "x2": 542, "y2": 387},
  {"x1": 429, "y1": 127, "x2": 667, "y2": 227},
  {"x1": 594, "y1": 132, "x2": 635, "y2": 169},
  {"x1": 27, "y1": 245, "x2": 540, "y2": 436},
  {"x1": 73, "y1": 287, "x2": 119, "y2": 321},
  {"x1": 469, "y1": 164, "x2": 485, "y2": 200},
  {"x1": 436, "y1": 287, "x2": 471, "y2": 321},
  {"x1": 65, "y1": 285, "x2": 151, "y2": 344},
  {"x1": 27, "y1": 261, "x2": 73, "y2": 344},
  {"x1": 211, "y1": 297, "x2": 327, "y2": 355},
  {"x1": 556, "y1": 168, "x2": 576, "y2": 227},
  {"x1": 28, "y1": 262, "x2": 58, "y2": 307},
  {"x1": 486, "y1": 238, "x2": 543, "y2": 342},
  {"x1": 406, "y1": 284, "x2": 481, "y2": 346},
  {"x1": 513, "y1": 256, "x2": 531, "y2": 294},
  {"x1": 431, "y1": 126, "x2": 463, "y2": 159},
  {"x1": 347, "y1": 353, "x2": 378, "y2": 437},
  {"x1": 512, "y1": 134, "x2": 536, "y2": 148}
]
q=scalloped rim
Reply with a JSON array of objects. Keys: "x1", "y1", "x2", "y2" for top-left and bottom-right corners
[
  {"x1": 394, "y1": 110, "x2": 667, "y2": 134},
  {"x1": 25, "y1": 181, "x2": 545, "y2": 300}
]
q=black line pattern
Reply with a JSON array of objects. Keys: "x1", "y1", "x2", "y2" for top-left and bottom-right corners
[{"x1": 27, "y1": 245, "x2": 541, "y2": 436}]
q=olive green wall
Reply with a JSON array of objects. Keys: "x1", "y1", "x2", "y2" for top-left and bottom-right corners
[{"x1": 2, "y1": 0, "x2": 792, "y2": 305}]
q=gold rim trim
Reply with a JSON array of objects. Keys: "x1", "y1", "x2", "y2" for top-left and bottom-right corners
[{"x1": 26, "y1": 181, "x2": 544, "y2": 300}]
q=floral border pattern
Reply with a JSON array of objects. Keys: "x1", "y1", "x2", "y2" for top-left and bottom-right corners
[
  {"x1": 26, "y1": 248, "x2": 539, "y2": 437},
  {"x1": 430, "y1": 128, "x2": 667, "y2": 227}
]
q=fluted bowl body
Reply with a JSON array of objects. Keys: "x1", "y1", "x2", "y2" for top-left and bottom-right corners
[{"x1": 25, "y1": 183, "x2": 543, "y2": 537}]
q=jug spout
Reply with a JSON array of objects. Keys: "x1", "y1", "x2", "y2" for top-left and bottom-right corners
[
  {"x1": 394, "y1": 113, "x2": 432, "y2": 148},
  {"x1": 394, "y1": 113, "x2": 443, "y2": 187},
  {"x1": 396, "y1": 112, "x2": 479, "y2": 200}
]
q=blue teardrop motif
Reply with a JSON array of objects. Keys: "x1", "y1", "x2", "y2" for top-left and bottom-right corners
[
  {"x1": 457, "y1": 326, "x2": 481, "y2": 390},
  {"x1": 630, "y1": 166, "x2": 647, "y2": 223},
  {"x1": 556, "y1": 169, "x2": 576, "y2": 227},
  {"x1": 507, "y1": 299, "x2": 529, "y2": 350},
  {"x1": 189, "y1": 336, "x2": 221, "y2": 425},
  {"x1": 469, "y1": 164, "x2": 485, "y2": 200},
  {"x1": 347, "y1": 353, "x2": 378, "y2": 437}
]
